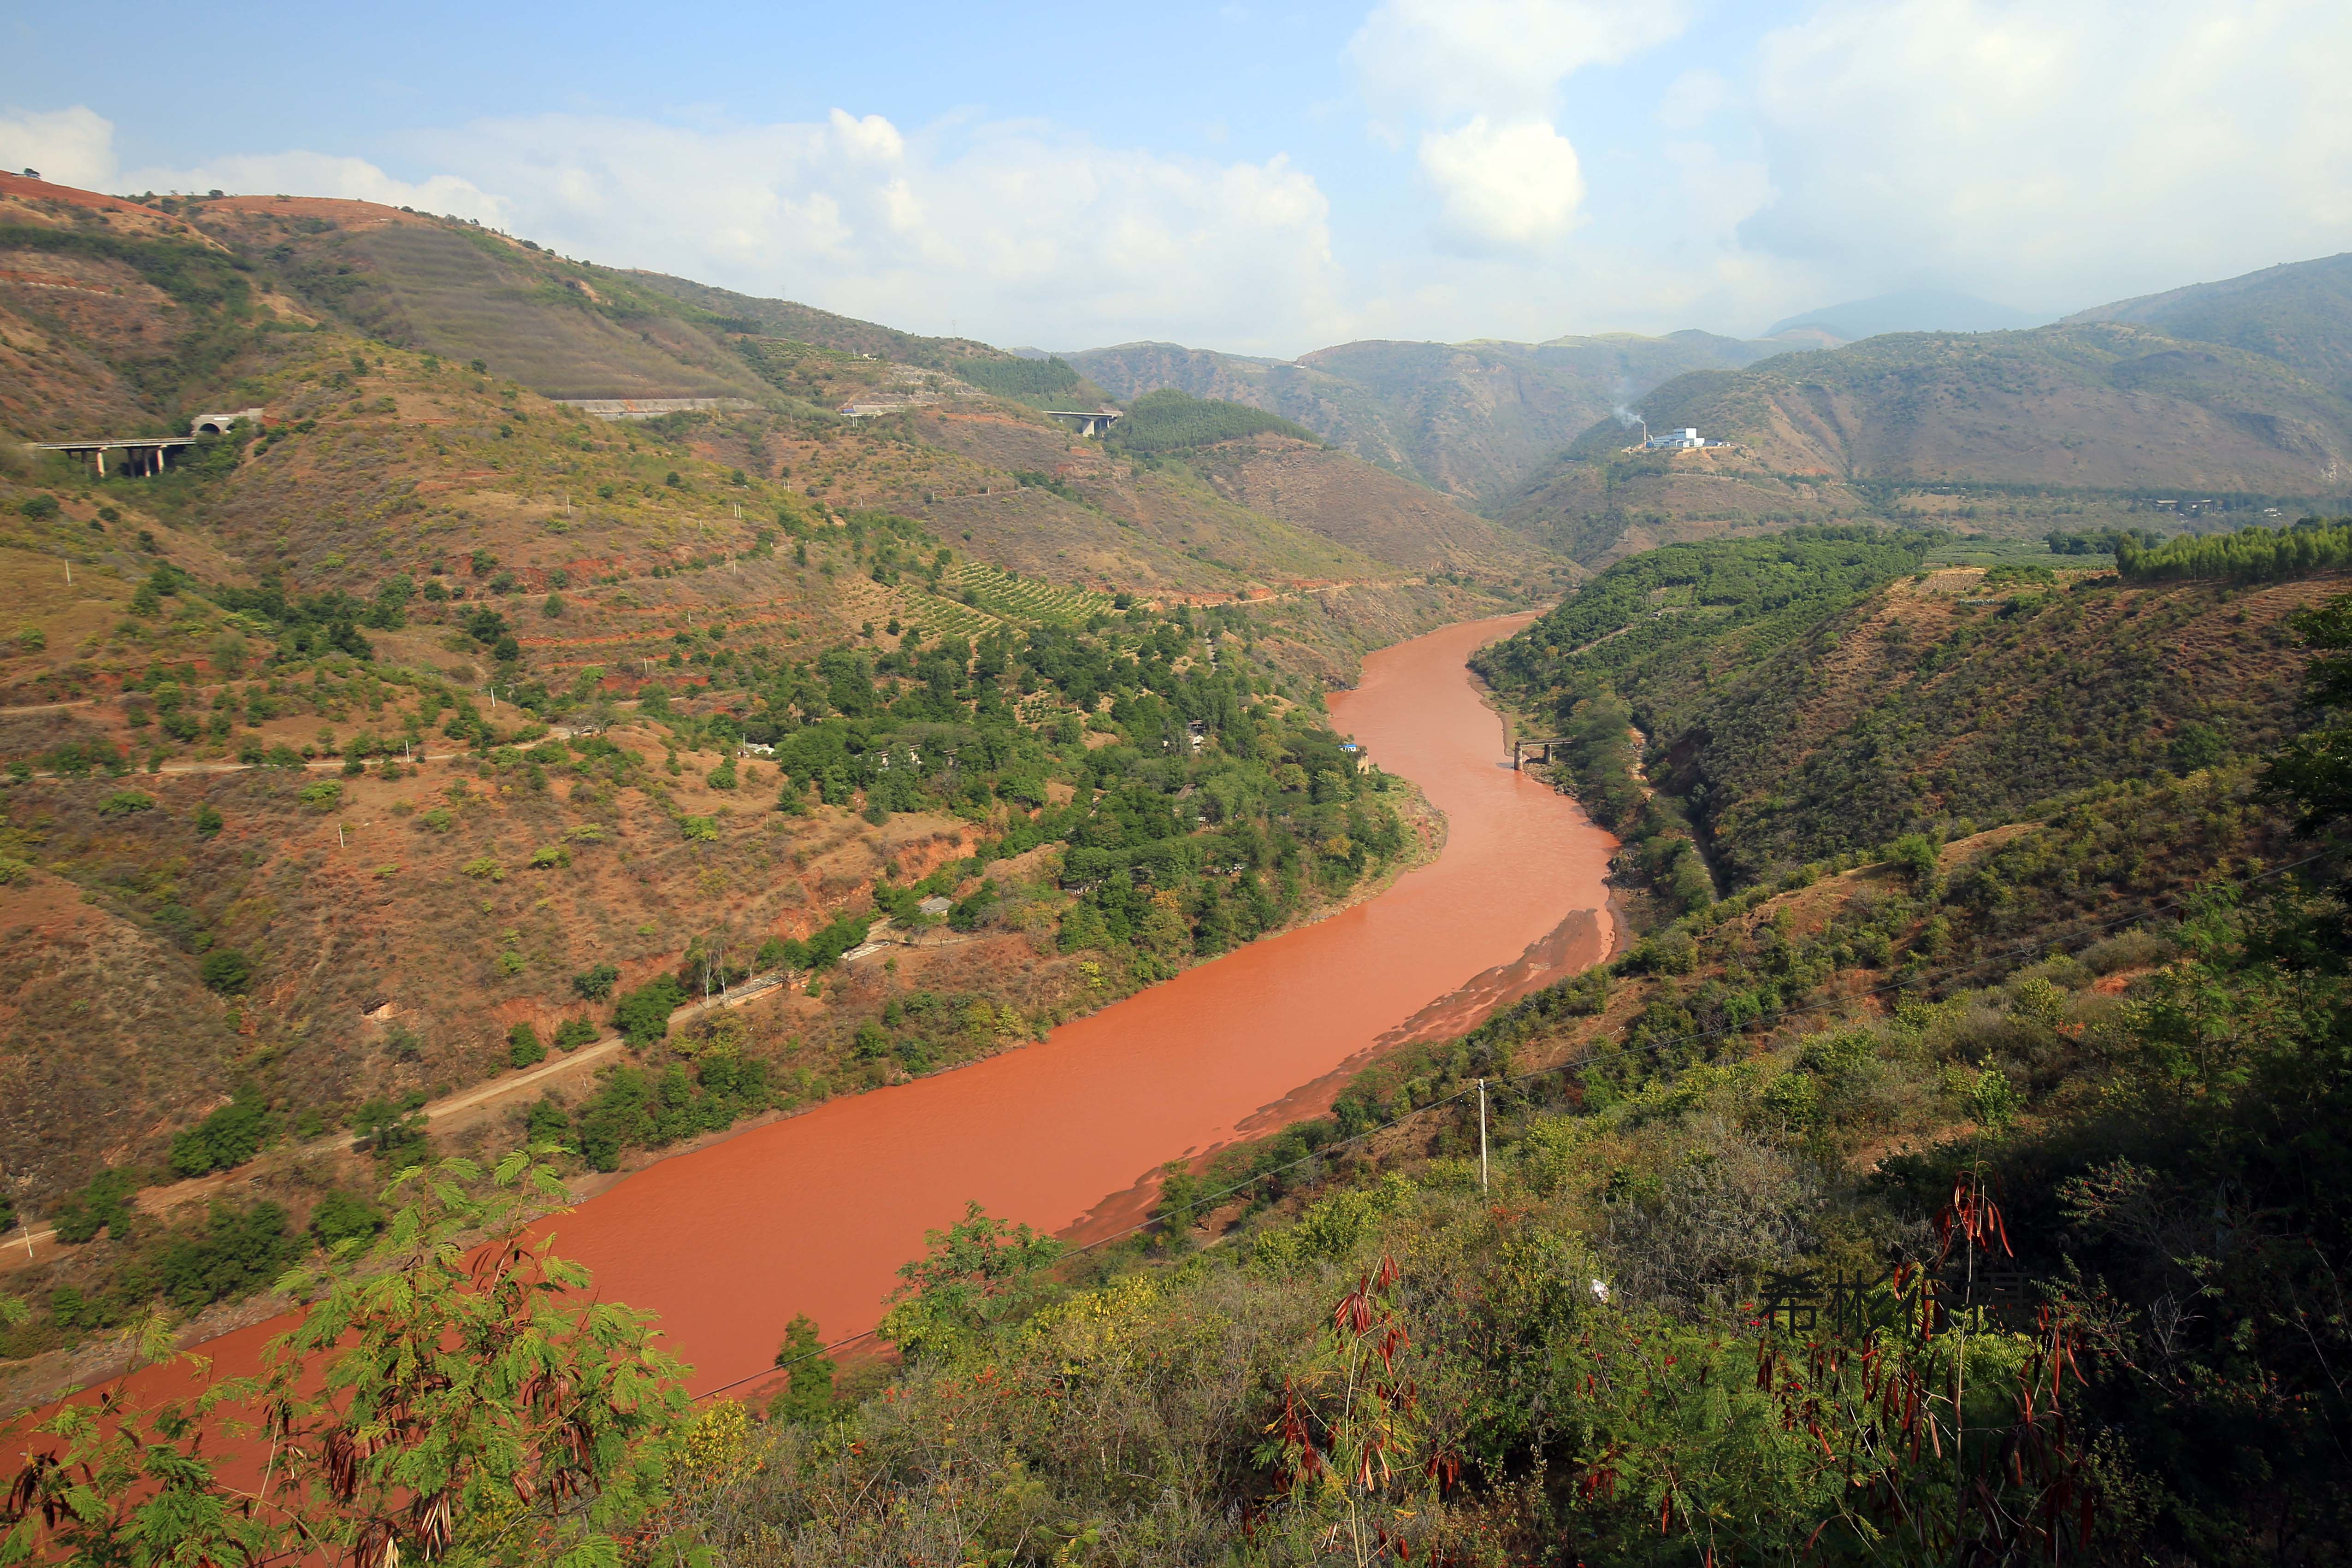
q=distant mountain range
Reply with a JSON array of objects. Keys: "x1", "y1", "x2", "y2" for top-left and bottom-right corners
[
  {"x1": 1064, "y1": 331, "x2": 1803, "y2": 507},
  {"x1": 1762, "y1": 288, "x2": 2044, "y2": 340},
  {"x1": 1057, "y1": 258, "x2": 2352, "y2": 565}
]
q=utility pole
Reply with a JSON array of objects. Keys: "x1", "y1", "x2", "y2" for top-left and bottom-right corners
[{"x1": 1477, "y1": 1079, "x2": 1489, "y2": 1193}]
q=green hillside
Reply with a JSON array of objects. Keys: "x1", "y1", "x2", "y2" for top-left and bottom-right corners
[
  {"x1": 619, "y1": 268, "x2": 1005, "y2": 371},
  {"x1": 1477, "y1": 526, "x2": 2342, "y2": 896},
  {"x1": 41, "y1": 531, "x2": 2352, "y2": 1566},
  {"x1": 1106, "y1": 388, "x2": 1317, "y2": 454},
  {"x1": 2067, "y1": 250, "x2": 2352, "y2": 403}
]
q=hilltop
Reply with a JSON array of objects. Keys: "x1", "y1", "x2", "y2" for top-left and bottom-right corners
[{"x1": 2064, "y1": 250, "x2": 2352, "y2": 403}]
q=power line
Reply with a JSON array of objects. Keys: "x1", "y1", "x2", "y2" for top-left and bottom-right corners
[{"x1": 693, "y1": 845, "x2": 2337, "y2": 1403}]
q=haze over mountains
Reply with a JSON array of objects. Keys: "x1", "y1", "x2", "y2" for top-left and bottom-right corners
[{"x1": 1062, "y1": 254, "x2": 2352, "y2": 563}]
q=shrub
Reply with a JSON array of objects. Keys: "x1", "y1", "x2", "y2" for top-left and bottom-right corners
[
  {"x1": 420, "y1": 807, "x2": 454, "y2": 832},
  {"x1": 18, "y1": 494, "x2": 59, "y2": 521},
  {"x1": 296, "y1": 779, "x2": 343, "y2": 811},
  {"x1": 155, "y1": 1201, "x2": 301, "y2": 1312},
  {"x1": 1887, "y1": 833, "x2": 1940, "y2": 891},
  {"x1": 2078, "y1": 929, "x2": 2175, "y2": 976},
  {"x1": 554, "y1": 1017, "x2": 599, "y2": 1051},
  {"x1": 51, "y1": 1167, "x2": 141, "y2": 1244},
  {"x1": 98, "y1": 790, "x2": 156, "y2": 816},
  {"x1": 613, "y1": 973, "x2": 689, "y2": 1046},
  {"x1": 352, "y1": 1097, "x2": 430, "y2": 1168},
  {"x1": 308, "y1": 1189, "x2": 383, "y2": 1250},
  {"x1": 461, "y1": 855, "x2": 505, "y2": 881},
  {"x1": 529, "y1": 844, "x2": 571, "y2": 869},
  {"x1": 705, "y1": 757, "x2": 738, "y2": 790},
  {"x1": 508, "y1": 1022, "x2": 547, "y2": 1068},
  {"x1": 573, "y1": 962, "x2": 620, "y2": 1001},
  {"x1": 680, "y1": 815, "x2": 719, "y2": 842},
  {"x1": 200, "y1": 947, "x2": 253, "y2": 994},
  {"x1": 168, "y1": 1090, "x2": 272, "y2": 1177}
]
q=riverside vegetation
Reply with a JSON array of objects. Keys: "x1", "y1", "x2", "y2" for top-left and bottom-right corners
[
  {"x1": 2, "y1": 182, "x2": 1466, "y2": 1377},
  {"x1": 11, "y1": 528, "x2": 2349, "y2": 1564},
  {"x1": 0, "y1": 570, "x2": 1413, "y2": 1365}
]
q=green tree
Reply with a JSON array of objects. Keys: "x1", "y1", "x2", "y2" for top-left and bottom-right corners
[
  {"x1": 352, "y1": 1097, "x2": 430, "y2": 1169},
  {"x1": 508, "y1": 1021, "x2": 547, "y2": 1068},
  {"x1": 614, "y1": 973, "x2": 689, "y2": 1045},
  {"x1": 572, "y1": 961, "x2": 621, "y2": 1001},
  {"x1": 199, "y1": 947, "x2": 252, "y2": 994},
  {"x1": 168, "y1": 1089, "x2": 272, "y2": 1176},
  {"x1": 2269, "y1": 592, "x2": 2352, "y2": 830},
  {"x1": 1888, "y1": 832, "x2": 1941, "y2": 892},
  {"x1": 875, "y1": 1201, "x2": 1065, "y2": 1362},
  {"x1": 2, "y1": 1154, "x2": 694, "y2": 1566},
  {"x1": 768, "y1": 1313, "x2": 839, "y2": 1426},
  {"x1": 308, "y1": 1189, "x2": 383, "y2": 1251}
]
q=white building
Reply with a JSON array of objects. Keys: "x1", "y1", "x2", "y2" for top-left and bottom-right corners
[{"x1": 1645, "y1": 427, "x2": 1706, "y2": 450}]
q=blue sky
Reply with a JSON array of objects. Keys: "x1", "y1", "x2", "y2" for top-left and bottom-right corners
[{"x1": 6, "y1": 1, "x2": 2349, "y2": 355}]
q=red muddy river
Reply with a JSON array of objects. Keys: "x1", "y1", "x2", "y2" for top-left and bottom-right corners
[{"x1": 14, "y1": 611, "x2": 1615, "y2": 1422}]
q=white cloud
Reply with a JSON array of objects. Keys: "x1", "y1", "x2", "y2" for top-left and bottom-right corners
[
  {"x1": 0, "y1": 105, "x2": 118, "y2": 189},
  {"x1": 20, "y1": 103, "x2": 1346, "y2": 354},
  {"x1": 1351, "y1": 0, "x2": 1683, "y2": 260},
  {"x1": 371, "y1": 111, "x2": 1345, "y2": 352},
  {"x1": 1746, "y1": 0, "x2": 2352, "y2": 311},
  {"x1": 1419, "y1": 117, "x2": 1586, "y2": 251},
  {"x1": 1658, "y1": 69, "x2": 1732, "y2": 132},
  {"x1": 1350, "y1": 0, "x2": 1688, "y2": 121}
]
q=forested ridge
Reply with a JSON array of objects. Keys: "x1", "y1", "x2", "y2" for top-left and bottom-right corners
[
  {"x1": 1109, "y1": 387, "x2": 1321, "y2": 454},
  {"x1": 1476, "y1": 525, "x2": 2342, "y2": 898}
]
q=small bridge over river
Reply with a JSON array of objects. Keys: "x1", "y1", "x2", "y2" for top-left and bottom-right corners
[{"x1": 1511, "y1": 737, "x2": 1571, "y2": 770}]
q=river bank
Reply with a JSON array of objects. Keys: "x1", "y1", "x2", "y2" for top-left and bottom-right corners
[
  {"x1": 6, "y1": 611, "x2": 1618, "y2": 1423},
  {"x1": 536, "y1": 611, "x2": 1616, "y2": 1397}
]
